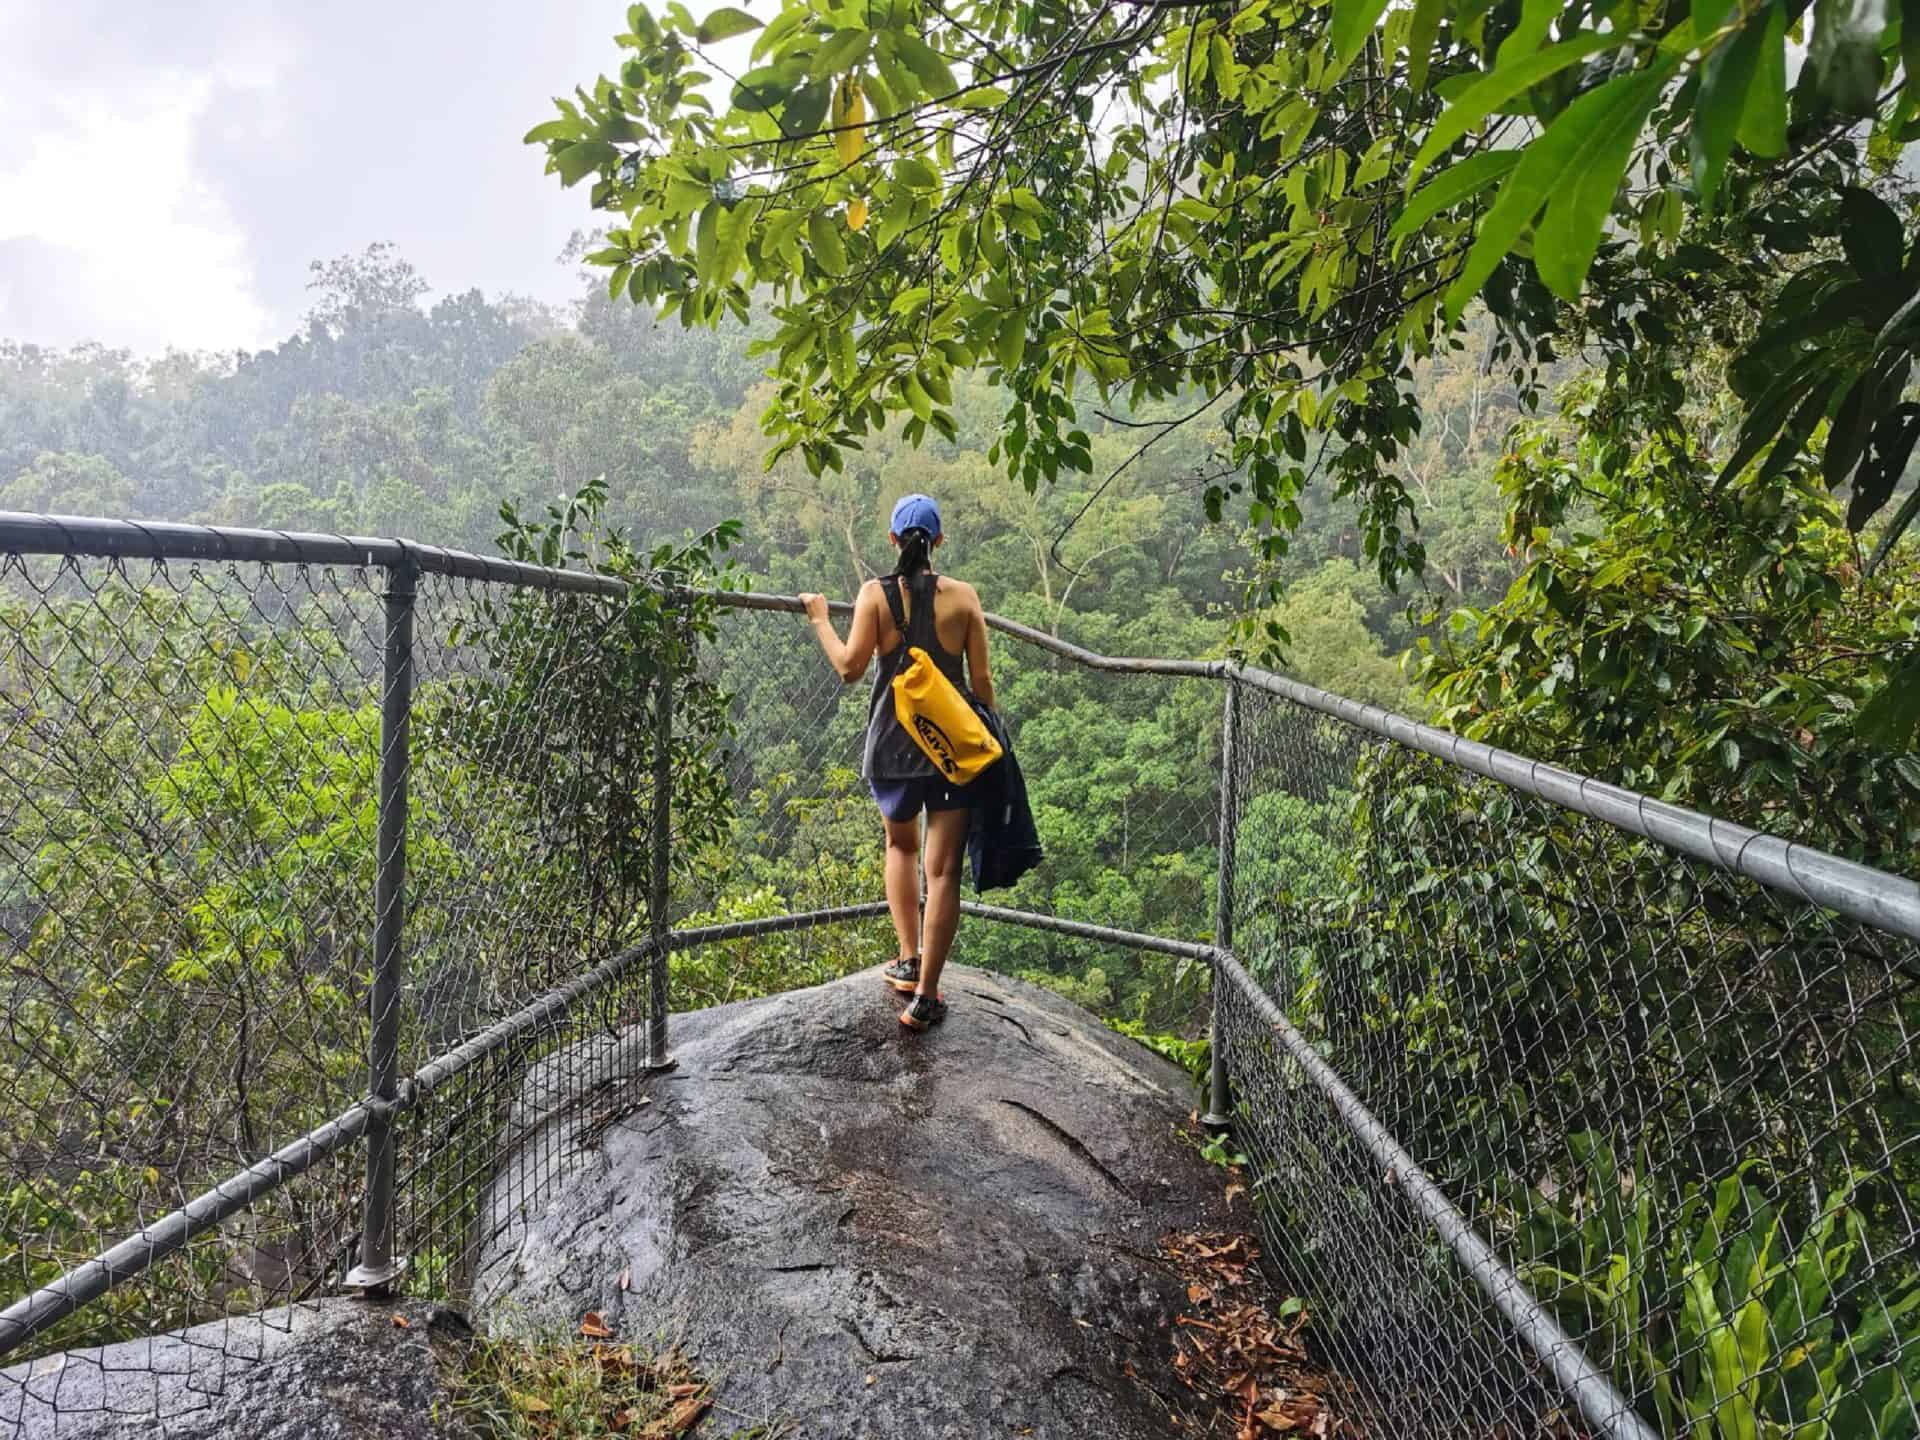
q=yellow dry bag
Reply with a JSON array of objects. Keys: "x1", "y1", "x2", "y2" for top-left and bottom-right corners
[{"x1": 892, "y1": 645, "x2": 1002, "y2": 783}]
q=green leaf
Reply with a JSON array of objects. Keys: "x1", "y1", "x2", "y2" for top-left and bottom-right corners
[
  {"x1": 1695, "y1": 0, "x2": 1737, "y2": 41},
  {"x1": 555, "y1": 141, "x2": 618, "y2": 187},
  {"x1": 1450, "y1": 58, "x2": 1677, "y2": 315},
  {"x1": 1847, "y1": 405, "x2": 1920, "y2": 528},
  {"x1": 733, "y1": 64, "x2": 799, "y2": 112},
  {"x1": 808, "y1": 211, "x2": 847, "y2": 275},
  {"x1": 895, "y1": 156, "x2": 940, "y2": 189},
  {"x1": 1840, "y1": 186, "x2": 1905, "y2": 279},
  {"x1": 894, "y1": 31, "x2": 958, "y2": 95},
  {"x1": 695, "y1": 6, "x2": 762, "y2": 42},
  {"x1": 1495, "y1": 0, "x2": 1562, "y2": 65},
  {"x1": 1735, "y1": 2, "x2": 1788, "y2": 155},
  {"x1": 1408, "y1": 33, "x2": 1625, "y2": 188},
  {"x1": 783, "y1": 80, "x2": 831, "y2": 138},
  {"x1": 1857, "y1": 656, "x2": 1920, "y2": 749},
  {"x1": 902, "y1": 372, "x2": 935, "y2": 421},
  {"x1": 1875, "y1": 288, "x2": 1920, "y2": 353},
  {"x1": 952, "y1": 85, "x2": 1009, "y2": 110},
  {"x1": 810, "y1": 28, "x2": 871, "y2": 77},
  {"x1": 1408, "y1": 0, "x2": 1445, "y2": 92},
  {"x1": 1211, "y1": 33, "x2": 1242, "y2": 99},
  {"x1": 524, "y1": 119, "x2": 586, "y2": 145},
  {"x1": 1389, "y1": 150, "x2": 1523, "y2": 245},
  {"x1": 889, "y1": 285, "x2": 932, "y2": 316},
  {"x1": 829, "y1": 323, "x2": 857, "y2": 384},
  {"x1": 1904, "y1": 0, "x2": 1920, "y2": 107},
  {"x1": 996, "y1": 311, "x2": 1027, "y2": 371},
  {"x1": 694, "y1": 203, "x2": 722, "y2": 282},
  {"x1": 1693, "y1": 6, "x2": 1774, "y2": 211},
  {"x1": 1332, "y1": 0, "x2": 1394, "y2": 70},
  {"x1": 1716, "y1": 347, "x2": 1840, "y2": 485}
]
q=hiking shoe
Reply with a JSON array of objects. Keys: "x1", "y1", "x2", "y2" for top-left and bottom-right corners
[
  {"x1": 881, "y1": 955, "x2": 920, "y2": 993},
  {"x1": 899, "y1": 992, "x2": 948, "y2": 1030}
]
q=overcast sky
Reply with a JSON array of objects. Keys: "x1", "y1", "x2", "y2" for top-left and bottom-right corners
[{"x1": 0, "y1": 0, "x2": 667, "y2": 355}]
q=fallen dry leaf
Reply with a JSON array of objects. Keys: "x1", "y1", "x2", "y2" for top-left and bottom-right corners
[
  {"x1": 664, "y1": 1394, "x2": 710, "y2": 1434},
  {"x1": 510, "y1": 1390, "x2": 552, "y2": 1414},
  {"x1": 864, "y1": 1373, "x2": 876, "y2": 1386},
  {"x1": 1225, "y1": 1183, "x2": 1247, "y2": 1206},
  {"x1": 390, "y1": 1313, "x2": 411, "y2": 1330},
  {"x1": 592, "y1": 1344, "x2": 640, "y2": 1376},
  {"x1": 666, "y1": 1383, "x2": 702, "y2": 1400},
  {"x1": 618, "y1": 1265, "x2": 633, "y2": 1292},
  {"x1": 1155, "y1": 1229, "x2": 1342, "y2": 1439},
  {"x1": 580, "y1": 1311, "x2": 613, "y2": 1339}
]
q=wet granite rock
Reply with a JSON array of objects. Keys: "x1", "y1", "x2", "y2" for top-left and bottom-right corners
[
  {"x1": 0, "y1": 1299, "x2": 471, "y2": 1440},
  {"x1": 474, "y1": 965, "x2": 1230, "y2": 1439}
]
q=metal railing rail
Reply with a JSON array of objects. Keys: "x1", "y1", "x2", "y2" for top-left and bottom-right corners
[{"x1": 0, "y1": 512, "x2": 627, "y2": 599}]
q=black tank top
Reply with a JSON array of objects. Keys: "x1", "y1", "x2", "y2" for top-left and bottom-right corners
[{"x1": 864, "y1": 571, "x2": 969, "y2": 779}]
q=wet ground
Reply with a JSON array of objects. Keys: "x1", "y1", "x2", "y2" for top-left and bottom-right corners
[{"x1": 474, "y1": 965, "x2": 1240, "y2": 1439}]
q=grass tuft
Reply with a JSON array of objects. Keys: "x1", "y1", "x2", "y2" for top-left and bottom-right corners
[{"x1": 450, "y1": 1328, "x2": 716, "y2": 1439}]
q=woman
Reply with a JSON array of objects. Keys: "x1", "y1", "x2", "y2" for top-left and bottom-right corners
[{"x1": 799, "y1": 493, "x2": 994, "y2": 1031}]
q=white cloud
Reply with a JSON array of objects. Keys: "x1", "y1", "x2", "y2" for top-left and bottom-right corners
[{"x1": 0, "y1": 20, "x2": 285, "y2": 354}]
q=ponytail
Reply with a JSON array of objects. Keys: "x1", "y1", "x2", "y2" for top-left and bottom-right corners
[{"x1": 893, "y1": 526, "x2": 935, "y2": 576}]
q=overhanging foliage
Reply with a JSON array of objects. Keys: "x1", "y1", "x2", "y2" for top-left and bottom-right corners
[{"x1": 530, "y1": 0, "x2": 1920, "y2": 611}]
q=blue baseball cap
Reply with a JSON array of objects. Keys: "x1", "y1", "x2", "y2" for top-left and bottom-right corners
[{"x1": 889, "y1": 493, "x2": 942, "y2": 539}]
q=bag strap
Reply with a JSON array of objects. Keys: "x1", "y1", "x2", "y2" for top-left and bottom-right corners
[{"x1": 879, "y1": 574, "x2": 908, "y2": 636}]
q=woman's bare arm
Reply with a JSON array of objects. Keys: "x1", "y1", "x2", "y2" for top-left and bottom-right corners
[
  {"x1": 800, "y1": 582, "x2": 881, "y2": 683},
  {"x1": 964, "y1": 590, "x2": 995, "y2": 709}
]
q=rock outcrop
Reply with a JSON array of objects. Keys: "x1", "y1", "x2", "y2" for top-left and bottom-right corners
[
  {"x1": 1, "y1": 1299, "x2": 468, "y2": 1440},
  {"x1": 474, "y1": 964, "x2": 1232, "y2": 1439}
]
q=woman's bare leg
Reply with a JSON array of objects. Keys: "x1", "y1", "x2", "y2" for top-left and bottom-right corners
[
  {"x1": 916, "y1": 807, "x2": 970, "y2": 996},
  {"x1": 882, "y1": 816, "x2": 922, "y2": 961}
]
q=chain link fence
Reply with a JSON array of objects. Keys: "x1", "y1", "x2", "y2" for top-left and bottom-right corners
[
  {"x1": 1221, "y1": 673, "x2": 1920, "y2": 1439},
  {"x1": 0, "y1": 524, "x2": 685, "y2": 1432},
  {"x1": 0, "y1": 551, "x2": 387, "y2": 1369},
  {"x1": 2, "y1": 518, "x2": 1917, "y2": 1439},
  {"x1": 946, "y1": 618, "x2": 1219, "y2": 1029}
]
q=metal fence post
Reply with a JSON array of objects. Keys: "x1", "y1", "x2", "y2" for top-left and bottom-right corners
[
  {"x1": 1203, "y1": 676, "x2": 1239, "y2": 1132},
  {"x1": 346, "y1": 554, "x2": 415, "y2": 1291},
  {"x1": 643, "y1": 597, "x2": 677, "y2": 1071}
]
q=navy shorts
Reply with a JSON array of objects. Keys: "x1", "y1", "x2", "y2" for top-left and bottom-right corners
[{"x1": 870, "y1": 775, "x2": 971, "y2": 823}]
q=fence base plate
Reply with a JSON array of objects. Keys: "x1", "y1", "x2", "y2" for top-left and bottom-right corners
[
  {"x1": 344, "y1": 1257, "x2": 408, "y2": 1290},
  {"x1": 1200, "y1": 1111, "x2": 1233, "y2": 1134}
]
